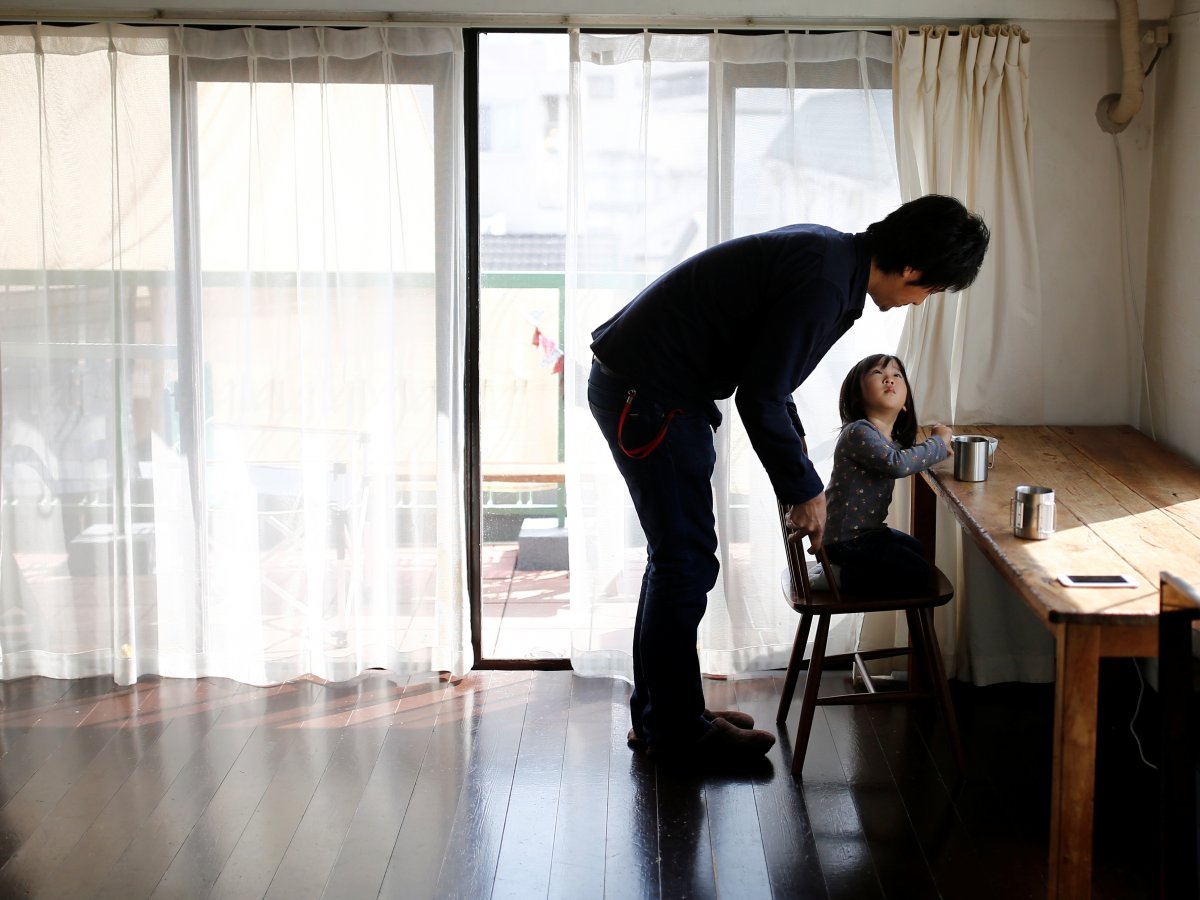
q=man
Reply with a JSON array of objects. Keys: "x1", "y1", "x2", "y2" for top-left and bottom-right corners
[{"x1": 588, "y1": 193, "x2": 990, "y2": 768}]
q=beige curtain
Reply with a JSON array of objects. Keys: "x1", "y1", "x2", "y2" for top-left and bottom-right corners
[{"x1": 861, "y1": 24, "x2": 1054, "y2": 684}]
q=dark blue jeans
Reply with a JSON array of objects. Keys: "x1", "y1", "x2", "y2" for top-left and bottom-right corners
[
  {"x1": 823, "y1": 527, "x2": 935, "y2": 598},
  {"x1": 588, "y1": 360, "x2": 717, "y2": 749}
]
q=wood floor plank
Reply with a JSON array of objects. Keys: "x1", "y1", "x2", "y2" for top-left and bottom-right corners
[
  {"x1": 601, "y1": 678, "x2": 659, "y2": 900},
  {"x1": 777, "y1": 671, "x2": 885, "y2": 900},
  {"x1": 545, "y1": 674, "x2": 613, "y2": 900},
  {"x1": 143, "y1": 683, "x2": 318, "y2": 900},
  {"x1": 733, "y1": 672, "x2": 829, "y2": 900},
  {"x1": 823, "y1": 704, "x2": 940, "y2": 898},
  {"x1": 715, "y1": 676, "x2": 820, "y2": 900},
  {"x1": 0, "y1": 677, "x2": 162, "y2": 878},
  {"x1": 264, "y1": 676, "x2": 402, "y2": 900},
  {"x1": 864, "y1": 700, "x2": 1036, "y2": 900},
  {"x1": 69, "y1": 678, "x2": 265, "y2": 900},
  {"x1": 28, "y1": 678, "x2": 247, "y2": 899},
  {"x1": 0, "y1": 679, "x2": 179, "y2": 893},
  {"x1": 650, "y1": 679, "x2": 734, "y2": 900},
  {"x1": 490, "y1": 670, "x2": 572, "y2": 900},
  {"x1": 430, "y1": 672, "x2": 535, "y2": 898},
  {"x1": 318, "y1": 673, "x2": 451, "y2": 900},
  {"x1": 203, "y1": 679, "x2": 360, "y2": 900},
  {"x1": 656, "y1": 767, "x2": 716, "y2": 900},
  {"x1": 376, "y1": 672, "x2": 530, "y2": 899},
  {"x1": 703, "y1": 771, "x2": 773, "y2": 900},
  {"x1": 922, "y1": 682, "x2": 1053, "y2": 896},
  {"x1": 0, "y1": 676, "x2": 74, "y2": 712},
  {"x1": 0, "y1": 668, "x2": 1161, "y2": 900},
  {"x1": 375, "y1": 675, "x2": 477, "y2": 899},
  {"x1": 0, "y1": 676, "x2": 77, "y2": 753},
  {"x1": 0, "y1": 676, "x2": 126, "y2": 813},
  {"x1": 691, "y1": 677, "x2": 771, "y2": 900}
]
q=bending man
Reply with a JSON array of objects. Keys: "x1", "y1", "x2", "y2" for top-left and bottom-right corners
[{"x1": 588, "y1": 194, "x2": 990, "y2": 769}]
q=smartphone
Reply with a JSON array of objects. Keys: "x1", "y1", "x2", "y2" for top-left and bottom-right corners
[{"x1": 1056, "y1": 573, "x2": 1137, "y2": 588}]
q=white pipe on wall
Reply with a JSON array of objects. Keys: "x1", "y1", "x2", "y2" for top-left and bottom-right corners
[{"x1": 1097, "y1": 0, "x2": 1144, "y2": 132}]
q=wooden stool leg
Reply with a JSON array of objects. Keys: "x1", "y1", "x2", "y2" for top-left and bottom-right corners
[
  {"x1": 792, "y1": 614, "x2": 830, "y2": 778},
  {"x1": 905, "y1": 608, "x2": 928, "y2": 692},
  {"x1": 777, "y1": 613, "x2": 813, "y2": 723},
  {"x1": 918, "y1": 607, "x2": 966, "y2": 774}
]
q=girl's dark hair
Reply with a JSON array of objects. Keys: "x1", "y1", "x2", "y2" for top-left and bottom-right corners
[
  {"x1": 838, "y1": 354, "x2": 919, "y2": 448},
  {"x1": 864, "y1": 193, "x2": 990, "y2": 293}
]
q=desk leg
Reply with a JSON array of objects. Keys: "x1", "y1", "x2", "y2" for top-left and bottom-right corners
[
  {"x1": 909, "y1": 476, "x2": 939, "y2": 694},
  {"x1": 1048, "y1": 623, "x2": 1100, "y2": 900},
  {"x1": 912, "y1": 474, "x2": 937, "y2": 565}
]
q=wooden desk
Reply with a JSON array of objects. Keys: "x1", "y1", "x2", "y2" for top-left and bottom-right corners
[{"x1": 913, "y1": 424, "x2": 1200, "y2": 900}]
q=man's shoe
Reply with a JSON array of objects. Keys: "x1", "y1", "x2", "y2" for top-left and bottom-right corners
[
  {"x1": 627, "y1": 708, "x2": 755, "y2": 750},
  {"x1": 649, "y1": 717, "x2": 776, "y2": 769},
  {"x1": 709, "y1": 708, "x2": 755, "y2": 729}
]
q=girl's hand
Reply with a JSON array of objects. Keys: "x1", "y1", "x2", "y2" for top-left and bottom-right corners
[{"x1": 932, "y1": 423, "x2": 954, "y2": 448}]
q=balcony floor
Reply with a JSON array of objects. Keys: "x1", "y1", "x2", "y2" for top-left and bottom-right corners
[{"x1": 481, "y1": 541, "x2": 570, "y2": 661}]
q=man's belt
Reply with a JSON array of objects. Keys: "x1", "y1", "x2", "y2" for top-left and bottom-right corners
[{"x1": 592, "y1": 356, "x2": 624, "y2": 379}]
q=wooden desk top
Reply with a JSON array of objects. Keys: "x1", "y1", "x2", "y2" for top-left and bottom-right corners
[{"x1": 920, "y1": 424, "x2": 1200, "y2": 626}]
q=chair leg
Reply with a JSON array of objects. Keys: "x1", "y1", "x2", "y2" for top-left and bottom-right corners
[
  {"x1": 777, "y1": 613, "x2": 814, "y2": 723},
  {"x1": 917, "y1": 607, "x2": 967, "y2": 774},
  {"x1": 792, "y1": 614, "x2": 830, "y2": 778},
  {"x1": 905, "y1": 608, "x2": 928, "y2": 693}
]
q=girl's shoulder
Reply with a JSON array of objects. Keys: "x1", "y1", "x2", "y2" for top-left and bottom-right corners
[
  {"x1": 837, "y1": 419, "x2": 899, "y2": 455},
  {"x1": 840, "y1": 419, "x2": 888, "y2": 441}
]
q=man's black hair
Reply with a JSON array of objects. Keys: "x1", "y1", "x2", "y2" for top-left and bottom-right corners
[
  {"x1": 839, "y1": 354, "x2": 918, "y2": 448},
  {"x1": 865, "y1": 194, "x2": 991, "y2": 293}
]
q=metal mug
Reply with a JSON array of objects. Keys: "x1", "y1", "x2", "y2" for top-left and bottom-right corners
[
  {"x1": 952, "y1": 435, "x2": 997, "y2": 482},
  {"x1": 1011, "y1": 485, "x2": 1056, "y2": 540}
]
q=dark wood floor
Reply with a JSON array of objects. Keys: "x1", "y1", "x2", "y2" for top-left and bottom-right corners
[{"x1": 0, "y1": 661, "x2": 1161, "y2": 899}]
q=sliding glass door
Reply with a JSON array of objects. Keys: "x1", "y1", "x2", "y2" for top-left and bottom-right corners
[{"x1": 476, "y1": 32, "x2": 572, "y2": 662}]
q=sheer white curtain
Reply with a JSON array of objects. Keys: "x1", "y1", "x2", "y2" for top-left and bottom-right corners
[
  {"x1": 0, "y1": 24, "x2": 469, "y2": 685},
  {"x1": 879, "y1": 24, "x2": 1054, "y2": 684},
  {"x1": 564, "y1": 30, "x2": 903, "y2": 680}
]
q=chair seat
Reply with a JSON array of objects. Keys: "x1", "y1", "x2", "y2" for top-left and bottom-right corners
[{"x1": 780, "y1": 567, "x2": 955, "y2": 615}]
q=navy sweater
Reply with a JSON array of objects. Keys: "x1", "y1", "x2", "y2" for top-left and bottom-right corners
[{"x1": 590, "y1": 224, "x2": 871, "y2": 504}]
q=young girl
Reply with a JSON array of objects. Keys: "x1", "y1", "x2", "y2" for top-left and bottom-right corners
[{"x1": 822, "y1": 354, "x2": 953, "y2": 597}]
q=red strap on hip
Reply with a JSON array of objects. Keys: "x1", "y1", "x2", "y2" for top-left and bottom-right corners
[{"x1": 617, "y1": 389, "x2": 683, "y2": 459}]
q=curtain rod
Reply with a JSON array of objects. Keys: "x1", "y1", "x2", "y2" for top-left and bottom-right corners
[{"x1": 0, "y1": 9, "x2": 994, "y2": 30}]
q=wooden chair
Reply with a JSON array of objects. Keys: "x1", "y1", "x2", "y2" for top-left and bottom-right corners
[
  {"x1": 774, "y1": 501, "x2": 966, "y2": 778},
  {"x1": 1158, "y1": 571, "x2": 1200, "y2": 898}
]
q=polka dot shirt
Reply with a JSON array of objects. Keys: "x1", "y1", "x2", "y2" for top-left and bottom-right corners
[{"x1": 824, "y1": 419, "x2": 950, "y2": 545}]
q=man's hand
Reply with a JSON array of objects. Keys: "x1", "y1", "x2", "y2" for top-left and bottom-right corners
[{"x1": 784, "y1": 492, "x2": 827, "y2": 553}]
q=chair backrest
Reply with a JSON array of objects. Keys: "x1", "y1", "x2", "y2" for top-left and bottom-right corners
[{"x1": 776, "y1": 500, "x2": 843, "y2": 603}]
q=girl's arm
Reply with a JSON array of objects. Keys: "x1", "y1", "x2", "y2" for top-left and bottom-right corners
[{"x1": 842, "y1": 421, "x2": 950, "y2": 477}]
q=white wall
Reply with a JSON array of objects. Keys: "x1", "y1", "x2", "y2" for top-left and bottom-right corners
[
  {"x1": 1144, "y1": 6, "x2": 1200, "y2": 462},
  {"x1": 1021, "y1": 19, "x2": 1157, "y2": 425}
]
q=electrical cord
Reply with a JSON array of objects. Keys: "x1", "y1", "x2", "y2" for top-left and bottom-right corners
[
  {"x1": 1128, "y1": 658, "x2": 1158, "y2": 770},
  {"x1": 1144, "y1": 45, "x2": 1164, "y2": 77}
]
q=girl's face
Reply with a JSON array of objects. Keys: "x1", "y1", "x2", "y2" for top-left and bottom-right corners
[{"x1": 860, "y1": 358, "x2": 908, "y2": 417}]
